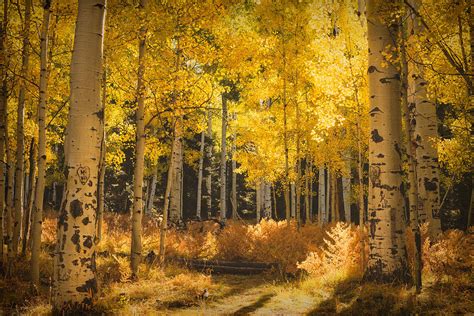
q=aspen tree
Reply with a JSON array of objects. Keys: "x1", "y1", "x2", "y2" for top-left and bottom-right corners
[
  {"x1": 0, "y1": 0, "x2": 7, "y2": 262},
  {"x1": 263, "y1": 182, "x2": 272, "y2": 219},
  {"x1": 365, "y1": 0, "x2": 410, "y2": 282},
  {"x1": 13, "y1": 0, "x2": 32, "y2": 255},
  {"x1": 409, "y1": 0, "x2": 441, "y2": 237},
  {"x1": 318, "y1": 167, "x2": 326, "y2": 226},
  {"x1": 342, "y1": 163, "x2": 351, "y2": 222},
  {"x1": 196, "y1": 129, "x2": 205, "y2": 218},
  {"x1": 231, "y1": 117, "x2": 237, "y2": 219},
  {"x1": 220, "y1": 94, "x2": 227, "y2": 222},
  {"x1": 53, "y1": 0, "x2": 106, "y2": 310},
  {"x1": 205, "y1": 109, "x2": 213, "y2": 219},
  {"x1": 131, "y1": 0, "x2": 147, "y2": 279},
  {"x1": 96, "y1": 59, "x2": 107, "y2": 243},
  {"x1": 169, "y1": 119, "x2": 183, "y2": 222},
  {"x1": 159, "y1": 138, "x2": 175, "y2": 264},
  {"x1": 400, "y1": 15, "x2": 422, "y2": 292}
]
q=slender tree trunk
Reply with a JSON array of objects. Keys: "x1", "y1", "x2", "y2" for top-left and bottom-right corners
[
  {"x1": 365, "y1": 0, "x2": 410, "y2": 282},
  {"x1": 6, "y1": 152, "x2": 14, "y2": 262},
  {"x1": 409, "y1": 0, "x2": 441, "y2": 238},
  {"x1": 147, "y1": 169, "x2": 157, "y2": 214},
  {"x1": 130, "y1": 0, "x2": 147, "y2": 279},
  {"x1": 169, "y1": 119, "x2": 183, "y2": 223},
  {"x1": 21, "y1": 138, "x2": 36, "y2": 255},
  {"x1": 283, "y1": 41, "x2": 290, "y2": 223},
  {"x1": 231, "y1": 117, "x2": 237, "y2": 219},
  {"x1": 0, "y1": 0, "x2": 8, "y2": 263},
  {"x1": 196, "y1": 130, "x2": 205, "y2": 219},
  {"x1": 401, "y1": 24, "x2": 422, "y2": 292},
  {"x1": 290, "y1": 182, "x2": 296, "y2": 218},
  {"x1": 220, "y1": 95, "x2": 227, "y2": 222},
  {"x1": 263, "y1": 182, "x2": 271, "y2": 219},
  {"x1": 159, "y1": 138, "x2": 175, "y2": 265},
  {"x1": 342, "y1": 162, "x2": 351, "y2": 223},
  {"x1": 272, "y1": 184, "x2": 278, "y2": 220},
  {"x1": 205, "y1": 109, "x2": 213, "y2": 219},
  {"x1": 13, "y1": 0, "x2": 32, "y2": 255},
  {"x1": 330, "y1": 173, "x2": 337, "y2": 222},
  {"x1": 318, "y1": 167, "x2": 326, "y2": 226},
  {"x1": 52, "y1": 0, "x2": 105, "y2": 310},
  {"x1": 305, "y1": 162, "x2": 310, "y2": 223},
  {"x1": 143, "y1": 179, "x2": 150, "y2": 215},
  {"x1": 326, "y1": 169, "x2": 330, "y2": 223},
  {"x1": 309, "y1": 160, "x2": 313, "y2": 222},
  {"x1": 96, "y1": 58, "x2": 106, "y2": 245},
  {"x1": 256, "y1": 181, "x2": 261, "y2": 222}
]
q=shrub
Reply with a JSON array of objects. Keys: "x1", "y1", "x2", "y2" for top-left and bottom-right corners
[{"x1": 297, "y1": 222, "x2": 362, "y2": 282}]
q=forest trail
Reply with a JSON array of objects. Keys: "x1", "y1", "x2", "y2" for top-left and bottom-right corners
[{"x1": 172, "y1": 275, "x2": 320, "y2": 315}]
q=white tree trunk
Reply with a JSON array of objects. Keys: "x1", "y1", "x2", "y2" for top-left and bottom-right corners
[
  {"x1": 13, "y1": 0, "x2": 32, "y2": 255},
  {"x1": 159, "y1": 138, "x2": 175, "y2": 264},
  {"x1": 231, "y1": 119, "x2": 237, "y2": 219},
  {"x1": 290, "y1": 182, "x2": 296, "y2": 218},
  {"x1": 169, "y1": 119, "x2": 183, "y2": 223},
  {"x1": 196, "y1": 130, "x2": 205, "y2": 219},
  {"x1": 205, "y1": 109, "x2": 213, "y2": 219},
  {"x1": 53, "y1": 0, "x2": 105, "y2": 311},
  {"x1": 342, "y1": 162, "x2": 351, "y2": 222},
  {"x1": 263, "y1": 182, "x2": 271, "y2": 219},
  {"x1": 146, "y1": 168, "x2": 158, "y2": 214},
  {"x1": 131, "y1": 0, "x2": 147, "y2": 278},
  {"x1": 0, "y1": 0, "x2": 7, "y2": 262},
  {"x1": 409, "y1": 0, "x2": 441, "y2": 237},
  {"x1": 318, "y1": 167, "x2": 326, "y2": 226},
  {"x1": 220, "y1": 95, "x2": 227, "y2": 222},
  {"x1": 22, "y1": 138, "x2": 36, "y2": 255},
  {"x1": 326, "y1": 169, "x2": 330, "y2": 223},
  {"x1": 96, "y1": 60, "x2": 106, "y2": 244},
  {"x1": 401, "y1": 24, "x2": 422, "y2": 292},
  {"x1": 365, "y1": 0, "x2": 409, "y2": 282},
  {"x1": 256, "y1": 182, "x2": 261, "y2": 222}
]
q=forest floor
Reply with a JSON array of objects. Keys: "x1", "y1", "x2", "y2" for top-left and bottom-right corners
[{"x1": 1, "y1": 213, "x2": 473, "y2": 315}]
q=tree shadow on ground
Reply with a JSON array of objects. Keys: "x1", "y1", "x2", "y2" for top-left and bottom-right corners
[
  {"x1": 306, "y1": 279, "x2": 415, "y2": 316},
  {"x1": 233, "y1": 293, "x2": 276, "y2": 315},
  {"x1": 210, "y1": 273, "x2": 277, "y2": 300},
  {"x1": 307, "y1": 276, "x2": 474, "y2": 315}
]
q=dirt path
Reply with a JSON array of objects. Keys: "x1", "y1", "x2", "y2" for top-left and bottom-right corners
[{"x1": 171, "y1": 275, "x2": 319, "y2": 315}]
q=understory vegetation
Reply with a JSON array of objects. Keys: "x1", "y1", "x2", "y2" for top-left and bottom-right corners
[{"x1": 1, "y1": 213, "x2": 472, "y2": 314}]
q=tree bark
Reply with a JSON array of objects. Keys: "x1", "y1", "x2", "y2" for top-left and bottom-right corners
[
  {"x1": 96, "y1": 59, "x2": 106, "y2": 244},
  {"x1": 326, "y1": 169, "x2": 330, "y2": 223},
  {"x1": 205, "y1": 109, "x2": 213, "y2": 219},
  {"x1": 169, "y1": 119, "x2": 183, "y2": 223},
  {"x1": 365, "y1": 0, "x2": 410, "y2": 283},
  {"x1": 263, "y1": 182, "x2": 271, "y2": 219},
  {"x1": 400, "y1": 20, "x2": 422, "y2": 292},
  {"x1": 290, "y1": 182, "x2": 296, "y2": 218},
  {"x1": 220, "y1": 94, "x2": 227, "y2": 222},
  {"x1": 231, "y1": 117, "x2": 237, "y2": 219},
  {"x1": 21, "y1": 138, "x2": 36, "y2": 256},
  {"x1": 147, "y1": 168, "x2": 157, "y2": 214},
  {"x1": 196, "y1": 130, "x2": 205, "y2": 219},
  {"x1": 256, "y1": 181, "x2": 261, "y2": 222},
  {"x1": 13, "y1": 0, "x2": 32, "y2": 255},
  {"x1": 52, "y1": 0, "x2": 105, "y2": 311},
  {"x1": 159, "y1": 138, "x2": 175, "y2": 265},
  {"x1": 0, "y1": 0, "x2": 8, "y2": 263},
  {"x1": 131, "y1": 0, "x2": 147, "y2": 279},
  {"x1": 330, "y1": 172, "x2": 338, "y2": 222},
  {"x1": 409, "y1": 0, "x2": 441, "y2": 238},
  {"x1": 318, "y1": 167, "x2": 326, "y2": 226},
  {"x1": 342, "y1": 162, "x2": 351, "y2": 223}
]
